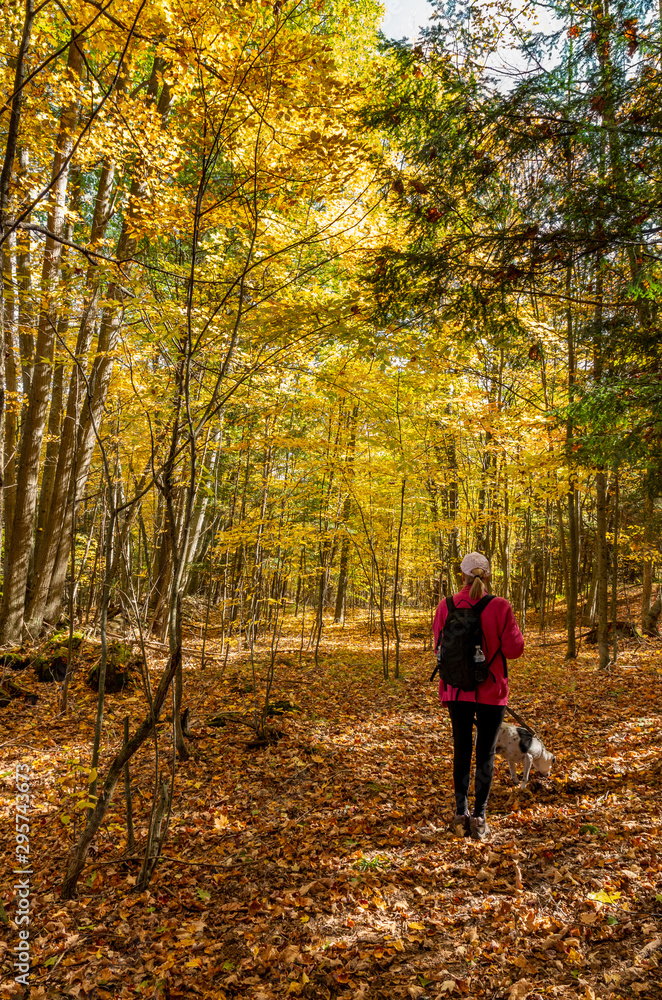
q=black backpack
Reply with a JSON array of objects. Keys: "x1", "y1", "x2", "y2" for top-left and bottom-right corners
[{"x1": 430, "y1": 595, "x2": 499, "y2": 691}]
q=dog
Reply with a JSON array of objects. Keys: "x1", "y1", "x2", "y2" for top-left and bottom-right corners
[{"x1": 495, "y1": 723, "x2": 555, "y2": 790}]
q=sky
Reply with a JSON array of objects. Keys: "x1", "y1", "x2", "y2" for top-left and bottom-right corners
[
  {"x1": 380, "y1": 0, "x2": 561, "y2": 81},
  {"x1": 381, "y1": 0, "x2": 433, "y2": 41}
]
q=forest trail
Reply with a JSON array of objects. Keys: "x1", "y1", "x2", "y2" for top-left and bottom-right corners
[{"x1": 1, "y1": 616, "x2": 661, "y2": 999}]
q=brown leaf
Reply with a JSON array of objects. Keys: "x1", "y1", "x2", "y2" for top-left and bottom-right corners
[{"x1": 509, "y1": 980, "x2": 531, "y2": 1000}]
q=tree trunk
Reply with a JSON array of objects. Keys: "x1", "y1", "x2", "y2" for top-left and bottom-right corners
[
  {"x1": 37, "y1": 69, "x2": 173, "y2": 630},
  {"x1": 334, "y1": 528, "x2": 351, "y2": 622},
  {"x1": 0, "y1": 0, "x2": 34, "y2": 228},
  {"x1": 392, "y1": 477, "x2": 405, "y2": 679},
  {"x1": 0, "y1": 36, "x2": 83, "y2": 645},
  {"x1": 565, "y1": 268, "x2": 579, "y2": 659},
  {"x1": 29, "y1": 170, "x2": 80, "y2": 598},
  {"x1": 16, "y1": 223, "x2": 33, "y2": 408},
  {"x1": 499, "y1": 479, "x2": 510, "y2": 600},
  {"x1": 592, "y1": 203, "x2": 608, "y2": 667},
  {"x1": 3, "y1": 241, "x2": 19, "y2": 574},
  {"x1": 334, "y1": 403, "x2": 359, "y2": 622},
  {"x1": 556, "y1": 498, "x2": 569, "y2": 599},
  {"x1": 0, "y1": 0, "x2": 32, "y2": 574},
  {"x1": 643, "y1": 588, "x2": 661, "y2": 637},
  {"x1": 582, "y1": 558, "x2": 598, "y2": 627},
  {"x1": 610, "y1": 468, "x2": 619, "y2": 662},
  {"x1": 595, "y1": 470, "x2": 610, "y2": 668},
  {"x1": 641, "y1": 493, "x2": 654, "y2": 630},
  {"x1": 1, "y1": 234, "x2": 17, "y2": 575},
  {"x1": 149, "y1": 500, "x2": 174, "y2": 635},
  {"x1": 642, "y1": 558, "x2": 653, "y2": 625},
  {"x1": 26, "y1": 158, "x2": 115, "y2": 629},
  {"x1": 181, "y1": 427, "x2": 222, "y2": 593}
]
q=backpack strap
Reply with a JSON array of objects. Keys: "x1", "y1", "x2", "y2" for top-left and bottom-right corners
[
  {"x1": 473, "y1": 596, "x2": 508, "y2": 679},
  {"x1": 434, "y1": 596, "x2": 455, "y2": 653},
  {"x1": 473, "y1": 594, "x2": 495, "y2": 615}
]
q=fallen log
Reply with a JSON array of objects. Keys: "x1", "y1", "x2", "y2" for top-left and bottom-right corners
[
  {"x1": 0, "y1": 678, "x2": 39, "y2": 706},
  {"x1": 584, "y1": 621, "x2": 640, "y2": 644}
]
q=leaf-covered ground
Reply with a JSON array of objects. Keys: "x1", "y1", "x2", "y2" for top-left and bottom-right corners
[{"x1": 1, "y1": 615, "x2": 661, "y2": 1000}]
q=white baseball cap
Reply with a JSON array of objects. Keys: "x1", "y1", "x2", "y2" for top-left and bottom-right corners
[{"x1": 460, "y1": 552, "x2": 490, "y2": 576}]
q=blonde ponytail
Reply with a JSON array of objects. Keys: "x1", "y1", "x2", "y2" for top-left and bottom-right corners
[{"x1": 469, "y1": 570, "x2": 487, "y2": 599}]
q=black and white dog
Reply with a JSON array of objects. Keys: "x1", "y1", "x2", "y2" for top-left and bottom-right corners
[{"x1": 495, "y1": 723, "x2": 555, "y2": 790}]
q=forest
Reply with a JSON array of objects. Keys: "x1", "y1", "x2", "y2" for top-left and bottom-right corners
[{"x1": 0, "y1": 0, "x2": 660, "y2": 998}]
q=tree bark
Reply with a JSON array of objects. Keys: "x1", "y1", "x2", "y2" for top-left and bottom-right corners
[
  {"x1": 1, "y1": 234, "x2": 17, "y2": 576},
  {"x1": 334, "y1": 403, "x2": 359, "y2": 622},
  {"x1": 0, "y1": 36, "x2": 83, "y2": 644},
  {"x1": 181, "y1": 426, "x2": 222, "y2": 593},
  {"x1": 556, "y1": 498, "x2": 569, "y2": 600},
  {"x1": 595, "y1": 470, "x2": 610, "y2": 668},
  {"x1": 3, "y1": 236, "x2": 19, "y2": 560},
  {"x1": 565, "y1": 271, "x2": 579, "y2": 659},
  {"x1": 17, "y1": 235, "x2": 34, "y2": 409},
  {"x1": 149, "y1": 506, "x2": 173, "y2": 636},
  {"x1": 36, "y1": 68, "x2": 173, "y2": 630},
  {"x1": 610, "y1": 467, "x2": 619, "y2": 662},
  {"x1": 0, "y1": 0, "x2": 34, "y2": 229},
  {"x1": 27, "y1": 159, "x2": 114, "y2": 622},
  {"x1": 392, "y1": 477, "x2": 406, "y2": 679},
  {"x1": 29, "y1": 170, "x2": 80, "y2": 596},
  {"x1": 643, "y1": 589, "x2": 661, "y2": 637},
  {"x1": 1, "y1": 0, "x2": 34, "y2": 589},
  {"x1": 641, "y1": 492, "x2": 654, "y2": 630}
]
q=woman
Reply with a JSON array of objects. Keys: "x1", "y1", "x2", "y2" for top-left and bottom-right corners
[{"x1": 433, "y1": 552, "x2": 524, "y2": 840}]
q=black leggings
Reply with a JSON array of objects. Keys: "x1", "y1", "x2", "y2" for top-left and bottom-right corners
[{"x1": 447, "y1": 702, "x2": 506, "y2": 818}]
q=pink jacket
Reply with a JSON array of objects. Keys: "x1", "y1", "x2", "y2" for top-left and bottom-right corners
[{"x1": 432, "y1": 585, "x2": 524, "y2": 705}]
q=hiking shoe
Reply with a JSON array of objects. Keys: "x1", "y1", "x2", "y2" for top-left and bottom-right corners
[
  {"x1": 469, "y1": 816, "x2": 490, "y2": 841},
  {"x1": 452, "y1": 813, "x2": 470, "y2": 838}
]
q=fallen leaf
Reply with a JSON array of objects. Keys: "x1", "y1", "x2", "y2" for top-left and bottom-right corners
[
  {"x1": 514, "y1": 862, "x2": 523, "y2": 890},
  {"x1": 509, "y1": 979, "x2": 531, "y2": 1000},
  {"x1": 588, "y1": 889, "x2": 621, "y2": 905}
]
